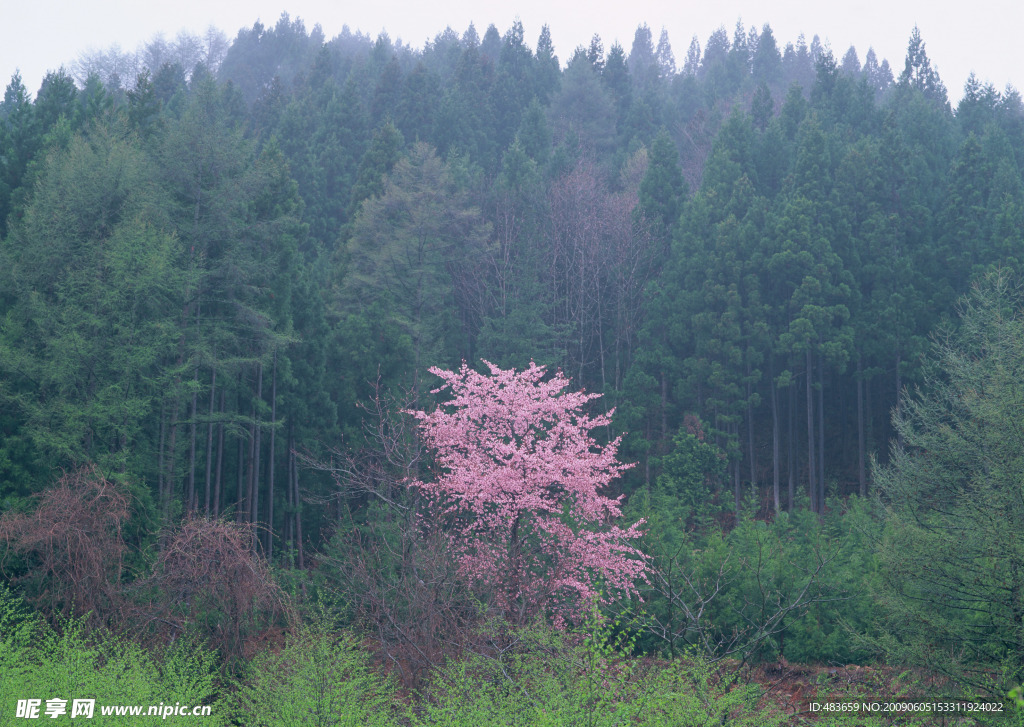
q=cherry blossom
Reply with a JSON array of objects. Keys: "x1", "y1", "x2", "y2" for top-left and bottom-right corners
[{"x1": 407, "y1": 360, "x2": 646, "y2": 626}]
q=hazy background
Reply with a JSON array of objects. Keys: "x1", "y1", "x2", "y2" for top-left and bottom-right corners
[{"x1": 3, "y1": 0, "x2": 1021, "y2": 101}]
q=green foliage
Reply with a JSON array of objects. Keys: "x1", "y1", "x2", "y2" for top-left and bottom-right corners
[
  {"x1": 874, "y1": 272, "x2": 1024, "y2": 699},
  {"x1": 638, "y1": 128, "x2": 686, "y2": 243},
  {"x1": 235, "y1": 623, "x2": 396, "y2": 727},
  {"x1": 345, "y1": 142, "x2": 488, "y2": 388},
  {"x1": 0, "y1": 589, "x2": 224, "y2": 725},
  {"x1": 652, "y1": 423, "x2": 727, "y2": 526},
  {"x1": 412, "y1": 614, "x2": 781, "y2": 726},
  {"x1": 762, "y1": 499, "x2": 882, "y2": 664},
  {"x1": 0, "y1": 584, "x2": 36, "y2": 708},
  {"x1": 630, "y1": 481, "x2": 882, "y2": 664},
  {"x1": 0, "y1": 121, "x2": 180, "y2": 490}
]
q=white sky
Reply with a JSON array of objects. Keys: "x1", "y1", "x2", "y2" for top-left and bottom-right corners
[{"x1": 2, "y1": 0, "x2": 1022, "y2": 103}]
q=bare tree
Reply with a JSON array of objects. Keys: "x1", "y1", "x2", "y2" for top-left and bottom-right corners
[
  {"x1": 304, "y1": 380, "x2": 481, "y2": 686},
  {"x1": 0, "y1": 466, "x2": 129, "y2": 626},
  {"x1": 642, "y1": 526, "x2": 838, "y2": 664},
  {"x1": 547, "y1": 154, "x2": 652, "y2": 390},
  {"x1": 72, "y1": 45, "x2": 141, "y2": 88},
  {"x1": 137, "y1": 516, "x2": 290, "y2": 660}
]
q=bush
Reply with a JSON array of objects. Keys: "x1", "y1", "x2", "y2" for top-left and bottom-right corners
[
  {"x1": 137, "y1": 516, "x2": 290, "y2": 661},
  {"x1": 0, "y1": 466, "x2": 129, "y2": 625},
  {"x1": 235, "y1": 623, "x2": 396, "y2": 727},
  {"x1": 412, "y1": 614, "x2": 782, "y2": 727},
  {"x1": 630, "y1": 483, "x2": 883, "y2": 664},
  {"x1": 0, "y1": 587, "x2": 224, "y2": 725}
]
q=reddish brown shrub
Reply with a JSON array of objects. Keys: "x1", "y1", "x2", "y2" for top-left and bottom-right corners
[
  {"x1": 137, "y1": 516, "x2": 291, "y2": 659},
  {"x1": 0, "y1": 465, "x2": 129, "y2": 625}
]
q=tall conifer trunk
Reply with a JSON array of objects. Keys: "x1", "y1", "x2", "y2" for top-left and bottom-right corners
[
  {"x1": 733, "y1": 423, "x2": 741, "y2": 515},
  {"x1": 187, "y1": 298, "x2": 201, "y2": 512},
  {"x1": 266, "y1": 351, "x2": 277, "y2": 559},
  {"x1": 158, "y1": 401, "x2": 166, "y2": 514},
  {"x1": 895, "y1": 350, "x2": 903, "y2": 449},
  {"x1": 817, "y1": 350, "x2": 826, "y2": 513},
  {"x1": 788, "y1": 381, "x2": 795, "y2": 511},
  {"x1": 167, "y1": 297, "x2": 190, "y2": 522},
  {"x1": 204, "y1": 368, "x2": 216, "y2": 515},
  {"x1": 167, "y1": 395, "x2": 180, "y2": 520},
  {"x1": 660, "y1": 370, "x2": 668, "y2": 439},
  {"x1": 746, "y1": 373, "x2": 756, "y2": 493},
  {"x1": 236, "y1": 375, "x2": 249, "y2": 522},
  {"x1": 187, "y1": 371, "x2": 198, "y2": 512},
  {"x1": 292, "y1": 442, "x2": 304, "y2": 571},
  {"x1": 285, "y1": 422, "x2": 294, "y2": 559},
  {"x1": 866, "y1": 372, "x2": 875, "y2": 463},
  {"x1": 857, "y1": 352, "x2": 866, "y2": 497},
  {"x1": 770, "y1": 359, "x2": 780, "y2": 514},
  {"x1": 214, "y1": 387, "x2": 225, "y2": 517},
  {"x1": 806, "y1": 350, "x2": 817, "y2": 513},
  {"x1": 249, "y1": 362, "x2": 263, "y2": 539}
]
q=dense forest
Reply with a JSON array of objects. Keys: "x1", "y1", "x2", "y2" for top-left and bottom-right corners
[{"x1": 2, "y1": 14, "x2": 1024, "y2": 724}]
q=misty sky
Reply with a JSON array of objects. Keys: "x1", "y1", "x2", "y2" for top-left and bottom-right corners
[{"x1": 2, "y1": 0, "x2": 1022, "y2": 102}]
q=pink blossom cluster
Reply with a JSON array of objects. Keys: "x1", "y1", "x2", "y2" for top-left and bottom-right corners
[{"x1": 408, "y1": 360, "x2": 646, "y2": 626}]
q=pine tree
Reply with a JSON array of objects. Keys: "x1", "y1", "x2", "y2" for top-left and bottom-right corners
[
  {"x1": 0, "y1": 122, "x2": 181, "y2": 493},
  {"x1": 875, "y1": 273, "x2": 1024, "y2": 697},
  {"x1": 897, "y1": 26, "x2": 948, "y2": 109}
]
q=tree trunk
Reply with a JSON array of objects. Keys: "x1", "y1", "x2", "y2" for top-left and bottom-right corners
[
  {"x1": 187, "y1": 297, "x2": 201, "y2": 513},
  {"x1": 660, "y1": 370, "x2": 668, "y2": 440},
  {"x1": 266, "y1": 351, "x2": 277, "y2": 559},
  {"x1": 249, "y1": 361, "x2": 263, "y2": 538},
  {"x1": 746, "y1": 374, "x2": 757, "y2": 493},
  {"x1": 166, "y1": 395, "x2": 180, "y2": 520},
  {"x1": 292, "y1": 444, "x2": 304, "y2": 571},
  {"x1": 158, "y1": 400, "x2": 166, "y2": 513},
  {"x1": 597, "y1": 288, "x2": 607, "y2": 392},
  {"x1": 188, "y1": 370, "x2": 198, "y2": 512},
  {"x1": 770, "y1": 359, "x2": 780, "y2": 514},
  {"x1": 167, "y1": 298, "x2": 190, "y2": 522},
  {"x1": 857, "y1": 352, "x2": 866, "y2": 497},
  {"x1": 214, "y1": 386, "x2": 225, "y2": 517},
  {"x1": 895, "y1": 350, "x2": 903, "y2": 449},
  {"x1": 285, "y1": 423, "x2": 294, "y2": 560},
  {"x1": 733, "y1": 457, "x2": 741, "y2": 517},
  {"x1": 235, "y1": 390, "x2": 246, "y2": 522},
  {"x1": 866, "y1": 370, "x2": 875, "y2": 464},
  {"x1": 806, "y1": 349, "x2": 817, "y2": 513},
  {"x1": 235, "y1": 378, "x2": 245, "y2": 520},
  {"x1": 643, "y1": 421, "x2": 651, "y2": 486},
  {"x1": 817, "y1": 350, "x2": 826, "y2": 513},
  {"x1": 733, "y1": 423, "x2": 742, "y2": 515},
  {"x1": 204, "y1": 368, "x2": 216, "y2": 515},
  {"x1": 788, "y1": 380, "x2": 795, "y2": 512}
]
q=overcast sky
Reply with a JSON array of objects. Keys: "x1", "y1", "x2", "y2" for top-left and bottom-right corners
[{"x1": 3, "y1": 0, "x2": 1022, "y2": 103}]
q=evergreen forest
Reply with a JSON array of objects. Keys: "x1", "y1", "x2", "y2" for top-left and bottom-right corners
[{"x1": 2, "y1": 15, "x2": 1024, "y2": 725}]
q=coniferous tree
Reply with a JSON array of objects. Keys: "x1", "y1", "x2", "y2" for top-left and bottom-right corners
[
  {"x1": 897, "y1": 26, "x2": 948, "y2": 109},
  {"x1": 875, "y1": 273, "x2": 1024, "y2": 697},
  {"x1": 346, "y1": 142, "x2": 488, "y2": 393},
  {"x1": 0, "y1": 122, "x2": 181, "y2": 494}
]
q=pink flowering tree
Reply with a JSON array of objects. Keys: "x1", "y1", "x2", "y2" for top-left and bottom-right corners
[{"x1": 407, "y1": 360, "x2": 646, "y2": 626}]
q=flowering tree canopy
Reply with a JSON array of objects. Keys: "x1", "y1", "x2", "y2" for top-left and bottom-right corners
[{"x1": 408, "y1": 360, "x2": 645, "y2": 626}]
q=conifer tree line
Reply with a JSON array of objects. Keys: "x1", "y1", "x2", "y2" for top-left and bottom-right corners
[{"x1": 2, "y1": 12, "x2": 1023, "y2": 552}]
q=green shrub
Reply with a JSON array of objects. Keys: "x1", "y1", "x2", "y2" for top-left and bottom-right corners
[
  {"x1": 0, "y1": 587, "x2": 224, "y2": 725},
  {"x1": 412, "y1": 615, "x2": 781, "y2": 726},
  {"x1": 235, "y1": 623, "x2": 397, "y2": 727},
  {"x1": 629, "y1": 483, "x2": 883, "y2": 664}
]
